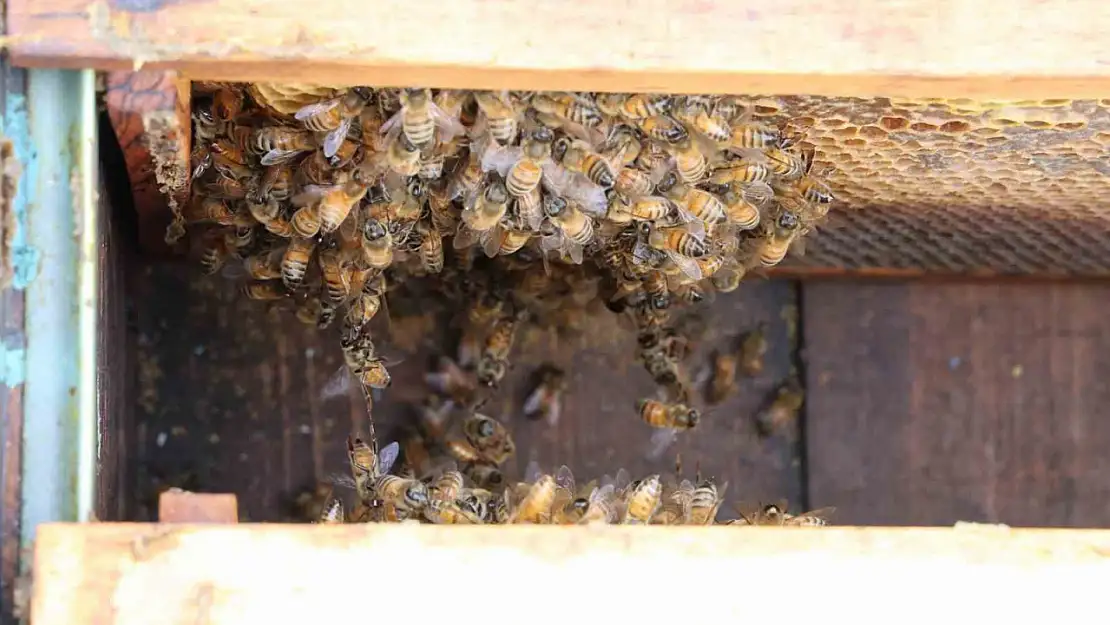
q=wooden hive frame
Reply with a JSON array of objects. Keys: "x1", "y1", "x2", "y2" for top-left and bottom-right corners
[
  {"x1": 16, "y1": 0, "x2": 1110, "y2": 276},
  {"x1": 12, "y1": 1, "x2": 1110, "y2": 618}
]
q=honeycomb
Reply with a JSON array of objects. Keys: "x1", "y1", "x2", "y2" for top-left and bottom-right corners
[{"x1": 751, "y1": 96, "x2": 1110, "y2": 276}]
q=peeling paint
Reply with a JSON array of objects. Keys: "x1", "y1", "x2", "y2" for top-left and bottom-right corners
[
  {"x1": 0, "y1": 341, "x2": 26, "y2": 386},
  {"x1": 3, "y1": 94, "x2": 42, "y2": 290}
]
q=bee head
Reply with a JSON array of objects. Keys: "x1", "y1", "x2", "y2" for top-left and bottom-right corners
[{"x1": 543, "y1": 195, "x2": 568, "y2": 219}]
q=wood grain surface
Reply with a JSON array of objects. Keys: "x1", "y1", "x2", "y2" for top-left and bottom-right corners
[
  {"x1": 12, "y1": 0, "x2": 1110, "y2": 98},
  {"x1": 29, "y1": 523, "x2": 1110, "y2": 625},
  {"x1": 130, "y1": 260, "x2": 803, "y2": 522},
  {"x1": 802, "y1": 281, "x2": 1110, "y2": 527}
]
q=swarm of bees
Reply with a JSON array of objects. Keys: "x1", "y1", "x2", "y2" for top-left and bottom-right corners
[{"x1": 324, "y1": 416, "x2": 832, "y2": 526}]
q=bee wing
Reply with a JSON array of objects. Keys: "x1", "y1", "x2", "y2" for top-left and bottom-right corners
[
  {"x1": 555, "y1": 465, "x2": 575, "y2": 493},
  {"x1": 524, "y1": 460, "x2": 543, "y2": 484},
  {"x1": 295, "y1": 98, "x2": 340, "y2": 121},
  {"x1": 453, "y1": 223, "x2": 483, "y2": 250},
  {"x1": 291, "y1": 184, "x2": 328, "y2": 207},
  {"x1": 545, "y1": 391, "x2": 562, "y2": 427},
  {"x1": 321, "y1": 366, "x2": 353, "y2": 401},
  {"x1": 590, "y1": 483, "x2": 615, "y2": 504},
  {"x1": 539, "y1": 232, "x2": 564, "y2": 255},
  {"x1": 741, "y1": 180, "x2": 774, "y2": 207},
  {"x1": 377, "y1": 441, "x2": 400, "y2": 475},
  {"x1": 429, "y1": 102, "x2": 467, "y2": 141},
  {"x1": 322, "y1": 118, "x2": 354, "y2": 159},
  {"x1": 481, "y1": 223, "x2": 503, "y2": 258},
  {"x1": 665, "y1": 250, "x2": 703, "y2": 282},
  {"x1": 522, "y1": 380, "x2": 546, "y2": 417},
  {"x1": 379, "y1": 108, "x2": 403, "y2": 137},
  {"x1": 566, "y1": 241, "x2": 584, "y2": 265},
  {"x1": 479, "y1": 143, "x2": 522, "y2": 177},
  {"x1": 646, "y1": 428, "x2": 679, "y2": 461},
  {"x1": 325, "y1": 472, "x2": 357, "y2": 490},
  {"x1": 260, "y1": 149, "x2": 303, "y2": 166},
  {"x1": 716, "y1": 481, "x2": 730, "y2": 501},
  {"x1": 612, "y1": 468, "x2": 631, "y2": 493}
]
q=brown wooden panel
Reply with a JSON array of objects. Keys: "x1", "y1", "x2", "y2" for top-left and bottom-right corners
[
  {"x1": 13, "y1": 0, "x2": 1110, "y2": 99},
  {"x1": 131, "y1": 260, "x2": 802, "y2": 521},
  {"x1": 803, "y1": 281, "x2": 1110, "y2": 527}
]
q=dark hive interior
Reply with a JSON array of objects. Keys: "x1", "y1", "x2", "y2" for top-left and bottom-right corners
[{"x1": 107, "y1": 83, "x2": 1110, "y2": 527}]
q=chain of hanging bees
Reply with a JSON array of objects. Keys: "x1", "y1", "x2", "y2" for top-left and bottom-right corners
[{"x1": 183, "y1": 84, "x2": 834, "y2": 435}]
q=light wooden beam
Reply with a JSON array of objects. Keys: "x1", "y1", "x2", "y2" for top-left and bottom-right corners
[
  {"x1": 12, "y1": 0, "x2": 1110, "y2": 98},
  {"x1": 29, "y1": 523, "x2": 1110, "y2": 624}
]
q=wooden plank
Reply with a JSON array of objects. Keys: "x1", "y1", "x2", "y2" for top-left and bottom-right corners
[
  {"x1": 29, "y1": 523, "x2": 1110, "y2": 625},
  {"x1": 104, "y1": 70, "x2": 191, "y2": 257},
  {"x1": 131, "y1": 260, "x2": 802, "y2": 521},
  {"x1": 12, "y1": 0, "x2": 1110, "y2": 99},
  {"x1": 802, "y1": 281, "x2": 1110, "y2": 526},
  {"x1": 157, "y1": 490, "x2": 239, "y2": 523}
]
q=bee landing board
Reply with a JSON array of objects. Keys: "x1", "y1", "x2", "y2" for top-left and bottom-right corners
[{"x1": 30, "y1": 524, "x2": 1110, "y2": 625}]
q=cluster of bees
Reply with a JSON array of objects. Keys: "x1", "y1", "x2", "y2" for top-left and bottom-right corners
[
  {"x1": 183, "y1": 84, "x2": 834, "y2": 414},
  {"x1": 323, "y1": 421, "x2": 832, "y2": 526}
]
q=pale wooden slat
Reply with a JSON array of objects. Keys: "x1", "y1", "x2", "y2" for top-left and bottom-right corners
[
  {"x1": 11, "y1": 0, "x2": 1110, "y2": 98},
  {"x1": 157, "y1": 489, "x2": 239, "y2": 524},
  {"x1": 29, "y1": 523, "x2": 1110, "y2": 625}
]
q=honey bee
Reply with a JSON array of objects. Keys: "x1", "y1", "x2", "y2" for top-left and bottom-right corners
[
  {"x1": 347, "y1": 436, "x2": 400, "y2": 505},
  {"x1": 763, "y1": 146, "x2": 808, "y2": 180},
  {"x1": 211, "y1": 85, "x2": 245, "y2": 122},
  {"x1": 428, "y1": 465, "x2": 466, "y2": 506},
  {"x1": 295, "y1": 295, "x2": 336, "y2": 329},
  {"x1": 254, "y1": 164, "x2": 294, "y2": 203},
  {"x1": 295, "y1": 87, "x2": 373, "y2": 158},
  {"x1": 209, "y1": 139, "x2": 253, "y2": 180},
  {"x1": 674, "y1": 100, "x2": 731, "y2": 145},
  {"x1": 342, "y1": 329, "x2": 393, "y2": 389},
  {"x1": 670, "y1": 137, "x2": 708, "y2": 183},
  {"x1": 344, "y1": 273, "x2": 386, "y2": 335},
  {"x1": 184, "y1": 197, "x2": 237, "y2": 225},
  {"x1": 465, "y1": 463, "x2": 506, "y2": 491},
  {"x1": 577, "y1": 483, "x2": 620, "y2": 525},
  {"x1": 281, "y1": 237, "x2": 316, "y2": 291},
  {"x1": 415, "y1": 219, "x2": 444, "y2": 273},
  {"x1": 601, "y1": 125, "x2": 643, "y2": 169},
  {"x1": 457, "y1": 178, "x2": 510, "y2": 241},
  {"x1": 243, "y1": 249, "x2": 282, "y2": 285},
  {"x1": 381, "y1": 87, "x2": 465, "y2": 147},
  {"x1": 738, "y1": 325, "x2": 767, "y2": 376},
  {"x1": 707, "y1": 160, "x2": 770, "y2": 186},
  {"x1": 659, "y1": 172, "x2": 724, "y2": 226},
  {"x1": 317, "y1": 248, "x2": 351, "y2": 303},
  {"x1": 482, "y1": 223, "x2": 532, "y2": 258},
  {"x1": 241, "y1": 280, "x2": 286, "y2": 301},
  {"x1": 794, "y1": 173, "x2": 834, "y2": 206},
  {"x1": 424, "y1": 495, "x2": 485, "y2": 525},
  {"x1": 476, "y1": 313, "x2": 521, "y2": 388},
  {"x1": 553, "y1": 137, "x2": 616, "y2": 188},
  {"x1": 734, "y1": 501, "x2": 834, "y2": 527},
  {"x1": 473, "y1": 90, "x2": 520, "y2": 145},
  {"x1": 318, "y1": 497, "x2": 344, "y2": 524},
  {"x1": 685, "y1": 478, "x2": 728, "y2": 525},
  {"x1": 203, "y1": 175, "x2": 249, "y2": 200},
  {"x1": 713, "y1": 96, "x2": 744, "y2": 123},
  {"x1": 462, "y1": 413, "x2": 515, "y2": 465},
  {"x1": 551, "y1": 466, "x2": 598, "y2": 525},
  {"x1": 711, "y1": 264, "x2": 745, "y2": 293},
  {"x1": 373, "y1": 474, "x2": 430, "y2": 514},
  {"x1": 540, "y1": 195, "x2": 594, "y2": 265},
  {"x1": 522, "y1": 364, "x2": 566, "y2": 426},
  {"x1": 622, "y1": 474, "x2": 662, "y2": 524},
  {"x1": 639, "y1": 115, "x2": 688, "y2": 144},
  {"x1": 722, "y1": 187, "x2": 762, "y2": 230},
  {"x1": 423, "y1": 355, "x2": 478, "y2": 409},
  {"x1": 616, "y1": 93, "x2": 673, "y2": 120},
  {"x1": 638, "y1": 398, "x2": 700, "y2": 430},
  {"x1": 756, "y1": 208, "x2": 803, "y2": 267},
  {"x1": 706, "y1": 349, "x2": 739, "y2": 405},
  {"x1": 247, "y1": 200, "x2": 295, "y2": 238},
  {"x1": 504, "y1": 127, "x2": 554, "y2": 198},
  {"x1": 613, "y1": 167, "x2": 655, "y2": 197},
  {"x1": 531, "y1": 93, "x2": 603, "y2": 130},
  {"x1": 418, "y1": 149, "x2": 446, "y2": 181},
  {"x1": 292, "y1": 181, "x2": 368, "y2": 235},
  {"x1": 382, "y1": 132, "x2": 423, "y2": 177},
  {"x1": 253, "y1": 127, "x2": 316, "y2": 166},
  {"x1": 447, "y1": 149, "x2": 484, "y2": 202},
  {"x1": 757, "y1": 378, "x2": 803, "y2": 437},
  {"x1": 507, "y1": 465, "x2": 557, "y2": 524},
  {"x1": 360, "y1": 218, "x2": 394, "y2": 270}
]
